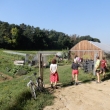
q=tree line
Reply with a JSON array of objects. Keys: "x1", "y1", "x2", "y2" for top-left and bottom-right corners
[{"x1": 0, "y1": 21, "x2": 100, "y2": 50}]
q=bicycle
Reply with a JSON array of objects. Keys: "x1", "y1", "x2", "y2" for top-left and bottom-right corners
[{"x1": 24, "y1": 72, "x2": 44, "y2": 99}]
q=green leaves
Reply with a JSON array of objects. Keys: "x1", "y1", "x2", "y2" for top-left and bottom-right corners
[{"x1": 11, "y1": 27, "x2": 19, "y2": 37}]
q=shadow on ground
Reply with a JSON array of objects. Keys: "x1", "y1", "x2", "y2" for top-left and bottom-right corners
[
  {"x1": 6, "y1": 88, "x2": 52, "y2": 110},
  {"x1": 101, "y1": 72, "x2": 110, "y2": 81},
  {"x1": 61, "y1": 73, "x2": 110, "y2": 88}
]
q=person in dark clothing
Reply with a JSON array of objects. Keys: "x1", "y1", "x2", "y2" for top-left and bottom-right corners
[{"x1": 71, "y1": 59, "x2": 80, "y2": 85}]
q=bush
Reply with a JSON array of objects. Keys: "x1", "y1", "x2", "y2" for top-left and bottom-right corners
[{"x1": 16, "y1": 69, "x2": 28, "y2": 75}]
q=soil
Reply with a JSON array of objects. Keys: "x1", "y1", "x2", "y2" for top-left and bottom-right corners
[
  {"x1": 0, "y1": 72, "x2": 13, "y2": 82},
  {"x1": 44, "y1": 80, "x2": 110, "y2": 110}
]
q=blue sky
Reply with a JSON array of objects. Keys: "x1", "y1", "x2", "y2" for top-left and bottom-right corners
[{"x1": 0, "y1": 0, "x2": 110, "y2": 44}]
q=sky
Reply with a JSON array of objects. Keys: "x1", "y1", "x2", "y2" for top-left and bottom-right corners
[{"x1": 0, "y1": 0, "x2": 110, "y2": 44}]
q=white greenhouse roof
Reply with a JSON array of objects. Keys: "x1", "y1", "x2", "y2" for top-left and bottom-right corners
[{"x1": 89, "y1": 41, "x2": 110, "y2": 54}]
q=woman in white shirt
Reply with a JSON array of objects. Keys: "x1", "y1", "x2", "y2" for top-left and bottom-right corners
[{"x1": 50, "y1": 59, "x2": 59, "y2": 89}]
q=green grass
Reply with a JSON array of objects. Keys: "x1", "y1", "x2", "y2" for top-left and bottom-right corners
[
  {"x1": 1, "y1": 64, "x2": 110, "y2": 110},
  {"x1": 0, "y1": 75, "x2": 55, "y2": 110}
]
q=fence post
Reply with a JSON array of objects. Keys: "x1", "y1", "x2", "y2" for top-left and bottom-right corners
[
  {"x1": 41, "y1": 56, "x2": 43, "y2": 81},
  {"x1": 93, "y1": 52, "x2": 98, "y2": 75},
  {"x1": 39, "y1": 53, "x2": 43, "y2": 81}
]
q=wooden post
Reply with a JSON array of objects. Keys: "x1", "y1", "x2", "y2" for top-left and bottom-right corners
[
  {"x1": 93, "y1": 52, "x2": 98, "y2": 75},
  {"x1": 41, "y1": 56, "x2": 43, "y2": 81},
  {"x1": 39, "y1": 53, "x2": 42, "y2": 77},
  {"x1": 39, "y1": 53, "x2": 43, "y2": 81}
]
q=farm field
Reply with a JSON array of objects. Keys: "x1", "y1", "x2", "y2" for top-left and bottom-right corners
[{"x1": 0, "y1": 49, "x2": 110, "y2": 110}]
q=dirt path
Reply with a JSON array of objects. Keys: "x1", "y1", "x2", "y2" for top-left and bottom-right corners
[
  {"x1": 0, "y1": 72, "x2": 13, "y2": 82},
  {"x1": 44, "y1": 80, "x2": 110, "y2": 110}
]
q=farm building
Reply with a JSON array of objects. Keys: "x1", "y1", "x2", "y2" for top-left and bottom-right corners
[{"x1": 70, "y1": 40, "x2": 110, "y2": 60}]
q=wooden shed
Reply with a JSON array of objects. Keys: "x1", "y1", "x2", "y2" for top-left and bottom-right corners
[{"x1": 70, "y1": 40, "x2": 110, "y2": 60}]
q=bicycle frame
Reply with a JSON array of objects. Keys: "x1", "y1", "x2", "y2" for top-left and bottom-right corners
[
  {"x1": 26, "y1": 73, "x2": 44, "y2": 99},
  {"x1": 27, "y1": 80, "x2": 37, "y2": 99}
]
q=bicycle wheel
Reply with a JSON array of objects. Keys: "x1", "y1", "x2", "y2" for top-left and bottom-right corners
[
  {"x1": 30, "y1": 84, "x2": 36, "y2": 99},
  {"x1": 37, "y1": 77, "x2": 44, "y2": 92}
]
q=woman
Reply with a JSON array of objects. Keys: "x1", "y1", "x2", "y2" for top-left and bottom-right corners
[
  {"x1": 71, "y1": 59, "x2": 80, "y2": 85},
  {"x1": 100, "y1": 57, "x2": 107, "y2": 78},
  {"x1": 94, "y1": 56, "x2": 101, "y2": 83},
  {"x1": 50, "y1": 59, "x2": 59, "y2": 89}
]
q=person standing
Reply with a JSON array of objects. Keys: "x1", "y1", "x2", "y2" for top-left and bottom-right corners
[
  {"x1": 94, "y1": 56, "x2": 101, "y2": 83},
  {"x1": 71, "y1": 59, "x2": 80, "y2": 85},
  {"x1": 50, "y1": 59, "x2": 59, "y2": 89},
  {"x1": 100, "y1": 57, "x2": 107, "y2": 78}
]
